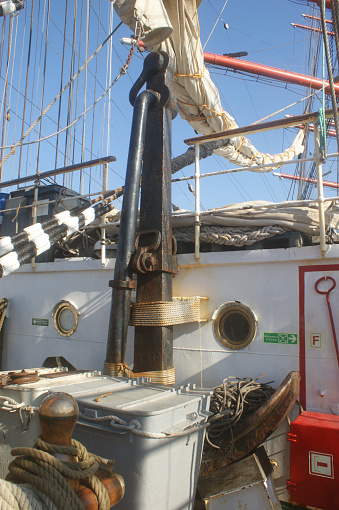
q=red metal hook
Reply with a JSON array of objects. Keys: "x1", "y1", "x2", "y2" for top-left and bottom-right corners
[{"x1": 315, "y1": 275, "x2": 339, "y2": 368}]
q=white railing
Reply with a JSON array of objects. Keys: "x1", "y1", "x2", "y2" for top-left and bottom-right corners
[{"x1": 183, "y1": 109, "x2": 339, "y2": 259}]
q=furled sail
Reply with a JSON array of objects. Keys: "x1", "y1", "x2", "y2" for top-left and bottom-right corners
[{"x1": 113, "y1": 0, "x2": 304, "y2": 170}]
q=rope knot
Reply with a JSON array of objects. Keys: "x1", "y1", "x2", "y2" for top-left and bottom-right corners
[{"x1": 7, "y1": 437, "x2": 114, "y2": 509}]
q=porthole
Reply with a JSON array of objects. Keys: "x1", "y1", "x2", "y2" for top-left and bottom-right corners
[
  {"x1": 213, "y1": 301, "x2": 257, "y2": 350},
  {"x1": 53, "y1": 301, "x2": 79, "y2": 337}
]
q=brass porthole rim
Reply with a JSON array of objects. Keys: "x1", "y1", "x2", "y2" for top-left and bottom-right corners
[
  {"x1": 212, "y1": 301, "x2": 257, "y2": 350},
  {"x1": 52, "y1": 300, "x2": 79, "y2": 338}
]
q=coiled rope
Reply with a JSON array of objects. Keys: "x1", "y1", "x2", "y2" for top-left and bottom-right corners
[
  {"x1": 6, "y1": 437, "x2": 112, "y2": 510},
  {"x1": 205, "y1": 376, "x2": 275, "y2": 454},
  {"x1": 0, "y1": 478, "x2": 59, "y2": 510}
]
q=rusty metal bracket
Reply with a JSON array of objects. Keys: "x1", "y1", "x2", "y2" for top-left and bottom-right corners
[
  {"x1": 129, "y1": 52, "x2": 178, "y2": 115},
  {"x1": 0, "y1": 369, "x2": 40, "y2": 386},
  {"x1": 130, "y1": 229, "x2": 161, "y2": 274},
  {"x1": 130, "y1": 229, "x2": 179, "y2": 275},
  {"x1": 109, "y1": 279, "x2": 137, "y2": 290}
]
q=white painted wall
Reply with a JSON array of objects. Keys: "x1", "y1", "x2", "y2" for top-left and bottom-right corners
[{"x1": 0, "y1": 245, "x2": 338, "y2": 412}]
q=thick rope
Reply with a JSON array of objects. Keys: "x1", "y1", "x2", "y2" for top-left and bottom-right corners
[
  {"x1": 0, "y1": 298, "x2": 8, "y2": 331},
  {"x1": 78, "y1": 406, "x2": 208, "y2": 439},
  {"x1": 6, "y1": 437, "x2": 112, "y2": 510},
  {"x1": 205, "y1": 376, "x2": 275, "y2": 454},
  {"x1": 103, "y1": 362, "x2": 176, "y2": 385},
  {"x1": 0, "y1": 479, "x2": 59, "y2": 510},
  {"x1": 174, "y1": 225, "x2": 286, "y2": 247}
]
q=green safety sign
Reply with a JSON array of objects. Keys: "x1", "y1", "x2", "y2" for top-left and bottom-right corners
[
  {"x1": 264, "y1": 332, "x2": 298, "y2": 345},
  {"x1": 32, "y1": 318, "x2": 49, "y2": 327}
]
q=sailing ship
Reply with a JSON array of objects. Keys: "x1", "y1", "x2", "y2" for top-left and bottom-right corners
[{"x1": 0, "y1": 0, "x2": 338, "y2": 508}]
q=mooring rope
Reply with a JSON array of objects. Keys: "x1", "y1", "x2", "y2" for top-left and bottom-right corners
[
  {"x1": 205, "y1": 376, "x2": 275, "y2": 454},
  {"x1": 0, "y1": 478, "x2": 59, "y2": 510},
  {"x1": 6, "y1": 437, "x2": 112, "y2": 510}
]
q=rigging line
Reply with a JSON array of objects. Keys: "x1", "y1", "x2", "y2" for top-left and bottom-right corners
[
  {"x1": 248, "y1": 38, "x2": 309, "y2": 54},
  {"x1": 28, "y1": 0, "x2": 46, "y2": 177},
  {"x1": 0, "y1": 76, "x2": 61, "y2": 129},
  {"x1": 106, "y1": 1, "x2": 113, "y2": 160},
  {"x1": 64, "y1": 0, "x2": 77, "y2": 180},
  {"x1": 0, "y1": 16, "x2": 12, "y2": 164},
  {"x1": 71, "y1": 0, "x2": 84, "y2": 169},
  {"x1": 173, "y1": 181, "x2": 195, "y2": 209},
  {"x1": 36, "y1": 0, "x2": 107, "y2": 52},
  {"x1": 35, "y1": 0, "x2": 126, "y2": 136},
  {"x1": 319, "y1": 0, "x2": 339, "y2": 155},
  {"x1": 33, "y1": 2, "x2": 130, "y2": 127},
  {"x1": 203, "y1": 0, "x2": 229, "y2": 50},
  {"x1": 36, "y1": 0, "x2": 50, "y2": 172},
  {"x1": 0, "y1": 17, "x2": 11, "y2": 120},
  {"x1": 17, "y1": 0, "x2": 35, "y2": 182},
  {"x1": 55, "y1": 0, "x2": 69, "y2": 170},
  {"x1": 212, "y1": 154, "x2": 252, "y2": 202},
  {"x1": 80, "y1": 0, "x2": 90, "y2": 194},
  {"x1": 34, "y1": 0, "x2": 119, "y2": 101},
  {"x1": 0, "y1": 18, "x2": 5, "y2": 75},
  {"x1": 0, "y1": 59, "x2": 132, "y2": 188},
  {"x1": 0, "y1": 20, "x2": 123, "y2": 171},
  {"x1": 5, "y1": 104, "x2": 70, "y2": 160},
  {"x1": 245, "y1": 80, "x2": 279, "y2": 202},
  {"x1": 100, "y1": 0, "x2": 111, "y2": 163},
  {"x1": 6, "y1": 13, "x2": 18, "y2": 113},
  {"x1": 90, "y1": 0, "x2": 101, "y2": 186},
  {"x1": 225, "y1": 25, "x2": 276, "y2": 203},
  {"x1": 208, "y1": 66, "x2": 323, "y2": 98},
  {"x1": 4, "y1": 13, "x2": 18, "y2": 155},
  {"x1": 252, "y1": 89, "x2": 321, "y2": 125},
  {"x1": 90, "y1": 0, "x2": 108, "y2": 35},
  {"x1": 9, "y1": 10, "x2": 26, "y2": 182},
  {"x1": 111, "y1": 44, "x2": 134, "y2": 84},
  {"x1": 330, "y1": 0, "x2": 339, "y2": 190}
]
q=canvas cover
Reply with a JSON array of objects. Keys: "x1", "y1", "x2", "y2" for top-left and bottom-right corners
[
  {"x1": 113, "y1": 0, "x2": 304, "y2": 170},
  {"x1": 105, "y1": 200, "x2": 339, "y2": 236}
]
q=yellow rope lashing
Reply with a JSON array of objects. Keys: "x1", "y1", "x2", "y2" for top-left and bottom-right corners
[
  {"x1": 0, "y1": 298, "x2": 8, "y2": 332},
  {"x1": 103, "y1": 362, "x2": 175, "y2": 386},
  {"x1": 130, "y1": 296, "x2": 206, "y2": 326}
]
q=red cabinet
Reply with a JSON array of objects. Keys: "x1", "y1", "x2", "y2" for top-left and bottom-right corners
[{"x1": 287, "y1": 411, "x2": 339, "y2": 510}]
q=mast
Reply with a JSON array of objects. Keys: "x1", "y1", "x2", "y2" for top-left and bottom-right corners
[
  {"x1": 203, "y1": 52, "x2": 339, "y2": 96},
  {"x1": 274, "y1": 172, "x2": 339, "y2": 190},
  {"x1": 302, "y1": 13, "x2": 333, "y2": 24},
  {"x1": 291, "y1": 23, "x2": 335, "y2": 37},
  {"x1": 302, "y1": 0, "x2": 333, "y2": 9},
  {"x1": 127, "y1": 40, "x2": 339, "y2": 96}
]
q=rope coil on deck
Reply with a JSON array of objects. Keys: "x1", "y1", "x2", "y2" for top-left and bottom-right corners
[
  {"x1": 130, "y1": 297, "x2": 206, "y2": 326},
  {"x1": 6, "y1": 437, "x2": 112, "y2": 510},
  {"x1": 0, "y1": 478, "x2": 59, "y2": 510}
]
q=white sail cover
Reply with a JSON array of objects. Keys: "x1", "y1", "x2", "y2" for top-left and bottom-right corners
[
  {"x1": 113, "y1": 0, "x2": 304, "y2": 170},
  {"x1": 105, "y1": 200, "x2": 339, "y2": 236}
]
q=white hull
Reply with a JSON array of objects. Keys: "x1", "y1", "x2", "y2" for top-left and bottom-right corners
[
  {"x1": 0, "y1": 243, "x2": 338, "y2": 505},
  {"x1": 1, "y1": 243, "x2": 338, "y2": 414}
]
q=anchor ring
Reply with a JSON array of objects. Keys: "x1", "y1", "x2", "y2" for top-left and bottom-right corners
[{"x1": 315, "y1": 275, "x2": 336, "y2": 295}]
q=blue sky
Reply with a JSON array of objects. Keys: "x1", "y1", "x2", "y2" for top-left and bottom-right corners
[{"x1": 0, "y1": 0, "x2": 337, "y2": 210}]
